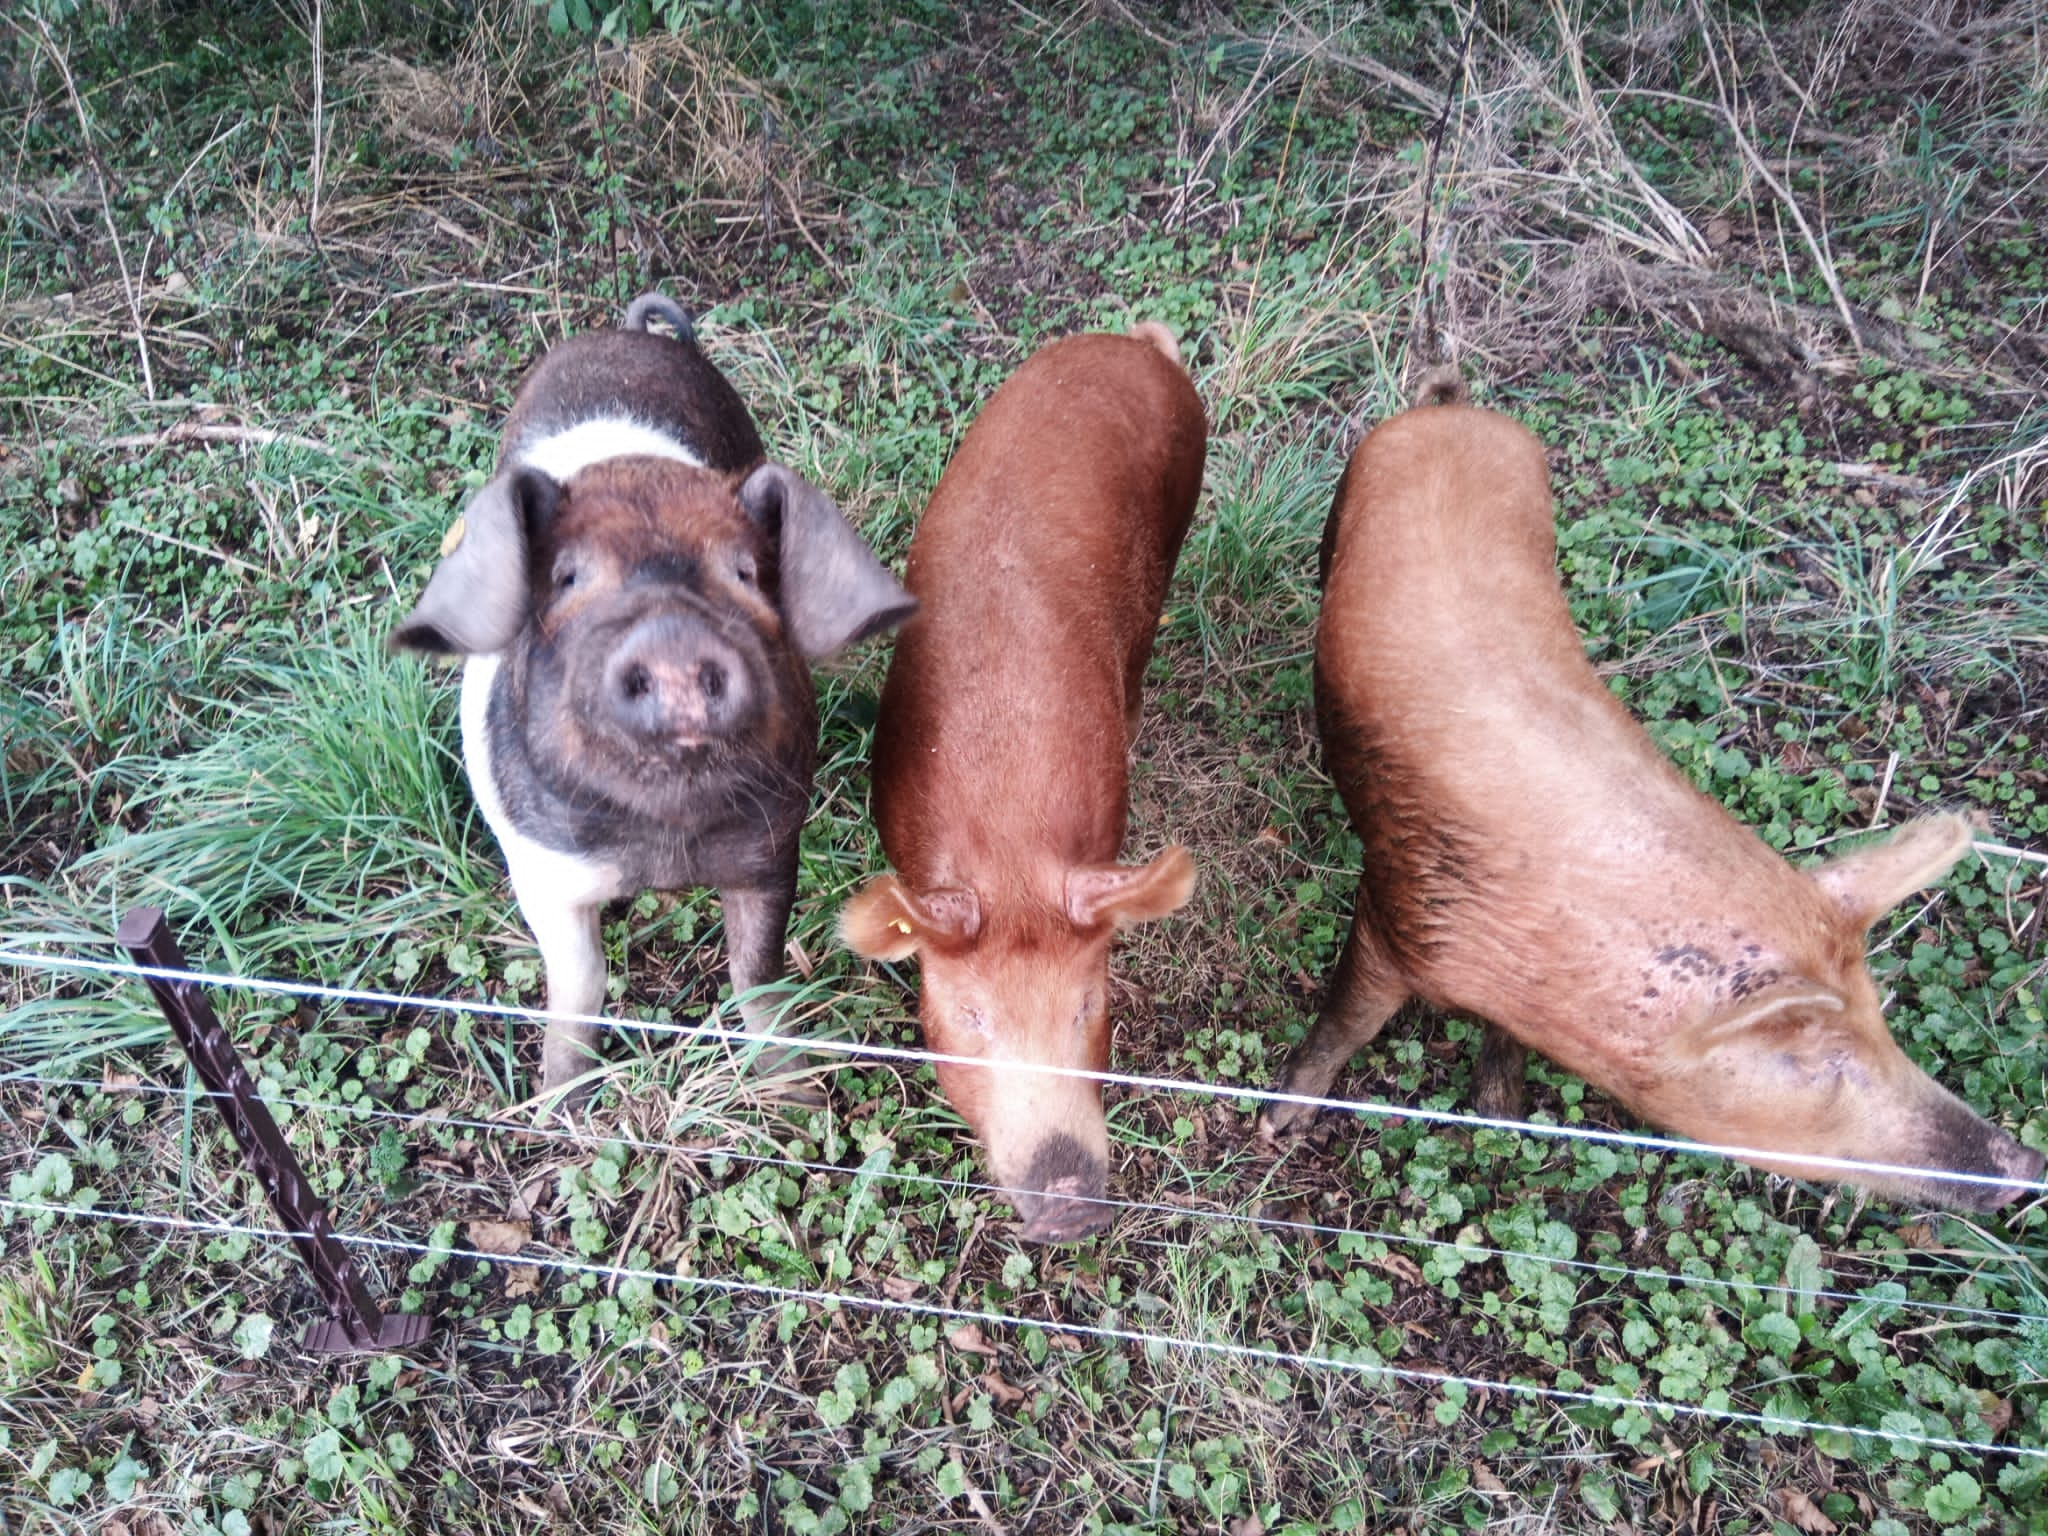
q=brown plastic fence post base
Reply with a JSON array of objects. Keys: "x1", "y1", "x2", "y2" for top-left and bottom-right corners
[
  {"x1": 302, "y1": 1312, "x2": 435, "y2": 1354},
  {"x1": 115, "y1": 904, "x2": 436, "y2": 1356}
]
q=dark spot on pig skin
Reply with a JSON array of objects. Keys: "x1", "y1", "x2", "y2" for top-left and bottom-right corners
[
  {"x1": 1652, "y1": 944, "x2": 1724, "y2": 982},
  {"x1": 1725, "y1": 963, "x2": 1781, "y2": 1001},
  {"x1": 1641, "y1": 986, "x2": 1660, "y2": 999}
]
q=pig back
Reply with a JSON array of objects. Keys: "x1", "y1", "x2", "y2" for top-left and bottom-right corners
[
  {"x1": 874, "y1": 333, "x2": 1205, "y2": 886},
  {"x1": 500, "y1": 328, "x2": 766, "y2": 475},
  {"x1": 1314, "y1": 403, "x2": 1804, "y2": 1004}
]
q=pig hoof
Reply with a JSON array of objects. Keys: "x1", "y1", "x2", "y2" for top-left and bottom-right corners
[
  {"x1": 536, "y1": 1072, "x2": 600, "y2": 1117},
  {"x1": 1258, "y1": 1100, "x2": 1320, "y2": 1143}
]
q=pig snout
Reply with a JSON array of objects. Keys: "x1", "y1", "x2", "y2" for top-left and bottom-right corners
[
  {"x1": 601, "y1": 614, "x2": 756, "y2": 745},
  {"x1": 1917, "y1": 1098, "x2": 2044, "y2": 1212},
  {"x1": 1011, "y1": 1133, "x2": 1112, "y2": 1243}
]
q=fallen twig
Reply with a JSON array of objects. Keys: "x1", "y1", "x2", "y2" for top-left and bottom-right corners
[{"x1": 102, "y1": 420, "x2": 378, "y2": 465}]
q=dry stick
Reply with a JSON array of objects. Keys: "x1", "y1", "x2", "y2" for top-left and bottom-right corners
[
  {"x1": 1661, "y1": 6, "x2": 1862, "y2": 349},
  {"x1": 101, "y1": 420, "x2": 374, "y2": 463},
  {"x1": 1538, "y1": 5, "x2": 1707, "y2": 268},
  {"x1": 1409, "y1": 5, "x2": 1480, "y2": 370},
  {"x1": 590, "y1": 40, "x2": 629, "y2": 297},
  {"x1": 309, "y1": 0, "x2": 326, "y2": 233},
  {"x1": 1259, "y1": 8, "x2": 1444, "y2": 117},
  {"x1": 33, "y1": 15, "x2": 155, "y2": 399}
]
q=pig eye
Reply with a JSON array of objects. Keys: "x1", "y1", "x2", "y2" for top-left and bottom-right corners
[
  {"x1": 551, "y1": 555, "x2": 580, "y2": 591},
  {"x1": 730, "y1": 555, "x2": 758, "y2": 588}
]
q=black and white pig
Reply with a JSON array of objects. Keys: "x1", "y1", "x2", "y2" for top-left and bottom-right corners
[{"x1": 392, "y1": 294, "x2": 914, "y2": 1095}]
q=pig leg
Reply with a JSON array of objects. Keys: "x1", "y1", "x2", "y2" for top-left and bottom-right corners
[
  {"x1": 719, "y1": 877, "x2": 821, "y2": 1101},
  {"x1": 524, "y1": 896, "x2": 608, "y2": 1099},
  {"x1": 1262, "y1": 906, "x2": 1407, "y2": 1139},
  {"x1": 1470, "y1": 1025, "x2": 1529, "y2": 1120}
]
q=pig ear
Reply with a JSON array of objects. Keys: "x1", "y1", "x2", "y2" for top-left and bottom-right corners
[
  {"x1": 739, "y1": 463, "x2": 917, "y2": 662},
  {"x1": 840, "y1": 876, "x2": 980, "y2": 961},
  {"x1": 389, "y1": 469, "x2": 560, "y2": 656},
  {"x1": 1065, "y1": 845, "x2": 1197, "y2": 931},
  {"x1": 1681, "y1": 979, "x2": 1851, "y2": 1062},
  {"x1": 1811, "y1": 814, "x2": 1974, "y2": 932}
]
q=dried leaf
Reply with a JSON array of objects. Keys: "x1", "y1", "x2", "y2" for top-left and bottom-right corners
[
  {"x1": 1047, "y1": 1332, "x2": 1082, "y2": 1351},
  {"x1": 1975, "y1": 1390, "x2": 2013, "y2": 1435},
  {"x1": 882, "y1": 1275, "x2": 921, "y2": 1302},
  {"x1": 1377, "y1": 1254, "x2": 1424, "y2": 1286},
  {"x1": 502, "y1": 1265, "x2": 541, "y2": 1300},
  {"x1": 948, "y1": 1323, "x2": 998, "y2": 1357},
  {"x1": 466, "y1": 1219, "x2": 530, "y2": 1256},
  {"x1": 1471, "y1": 1462, "x2": 1507, "y2": 1494},
  {"x1": 981, "y1": 1369, "x2": 1027, "y2": 1406},
  {"x1": 1229, "y1": 1517, "x2": 1266, "y2": 1536},
  {"x1": 1894, "y1": 1221, "x2": 1937, "y2": 1251},
  {"x1": 1776, "y1": 1488, "x2": 1837, "y2": 1534}
]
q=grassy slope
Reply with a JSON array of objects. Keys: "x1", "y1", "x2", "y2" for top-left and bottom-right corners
[{"x1": 2, "y1": 1, "x2": 2046, "y2": 1532}]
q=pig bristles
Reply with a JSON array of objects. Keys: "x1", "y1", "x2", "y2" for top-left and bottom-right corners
[
  {"x1": 1410, "y1": 365, "x2": 1469, "y2": 409},
  {"x1": 1127, "y1": 321, "x2": 1181, "y2": 365}
]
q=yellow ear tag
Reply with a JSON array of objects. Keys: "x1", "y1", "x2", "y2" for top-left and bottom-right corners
[
  {"x1": 889, "y1": 918, "x2": 913, "y2": 935},
  {"x1": 439, "y1": 516, "x2": 467, "y2": 557}
]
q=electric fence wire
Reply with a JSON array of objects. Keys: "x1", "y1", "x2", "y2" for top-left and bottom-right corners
[
  {"x1": 9, "y1": 1070, "x2": 2041, "y2": 1329},
  {"x1": 1, "y1": 1194, "x2": 2040, "y2": 1464},
  {"x1": 4, "y1": 944, "x2": 2045, "y2": 1200}
]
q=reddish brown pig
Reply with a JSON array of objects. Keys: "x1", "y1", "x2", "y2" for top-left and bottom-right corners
[
  {"x1": 1266, "y1": 395, "x2": 2043, "y2": 1211},
  {"x1": 840, "y1": 325, "x2": 1207, "y2": 1242}
]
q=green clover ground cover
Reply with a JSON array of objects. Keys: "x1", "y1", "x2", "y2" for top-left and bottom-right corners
[{"x1": 3, "y1": 2, "x2": 2045, "y2": 1531}]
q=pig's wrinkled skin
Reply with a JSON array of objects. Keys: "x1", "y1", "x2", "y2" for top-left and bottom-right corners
[
  {"x1": 1268, "y1": 399, "x2": 2043, "y2": 1212},
  {"x1": 392, "y1": 294, "x2": 913, "y2": 1097},
  {"x1": 840, "y1": 325, "x2": 1207, "y2": 1243}
]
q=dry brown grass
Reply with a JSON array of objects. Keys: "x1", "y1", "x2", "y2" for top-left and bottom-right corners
[{"x1": 1237, "y1": 0, "x2": 2048, "y2": 396}]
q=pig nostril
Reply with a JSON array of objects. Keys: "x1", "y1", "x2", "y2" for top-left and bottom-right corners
[
  {"x1": 699, "y1": 660, "x2": 726, "y2": 702},
  {"x1": 621, "y1": 663, "x2": 652, "y2": 702}
]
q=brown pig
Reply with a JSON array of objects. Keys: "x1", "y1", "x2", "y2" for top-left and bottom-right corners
[
  {"x1": 1265, "y1": 395, "x2": 2043, "y2": 1211},
  {"x1": 840, "y1": 325, "x2": 1207, "y2": 1242}
]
